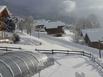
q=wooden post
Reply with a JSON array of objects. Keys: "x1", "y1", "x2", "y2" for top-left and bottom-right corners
[
  {"x1": 99, "y1": 40, "x2": 102, "y2": 58},
  {"x1": 52, "y1": 50, "x2": 54, "y2": 54},
  {"x1": 38, "y1": 71, "x2": 40, "y2": 77},
  {"x1": 38, "y1": 30, "x2": 40, "y2": 39},
  {"x1": 67, "y1": 50, "x2": 69, "y2": 54},
  {"x1": 5, "y1": 47, "x2": 8, "y2": 52},
  {"x1": 99, "y1": 49, "x2": 101, "y2": 58},
  {"x1": 82, "y1": 51, "x2": 84, "y2": 56},
  {"x1": 89, "y1": 53, "x2": 92, "y2": 58}
]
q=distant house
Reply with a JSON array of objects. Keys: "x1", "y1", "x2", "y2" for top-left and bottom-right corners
[
  {"x1": 45, "y1": 21, "x2": 65, "y2": 37},
  {"x1": 34, "y1": 20, "x2": 48, "y2": 32},
  {"x1": 81, "y1": 28, "x2": 103, "y2": 49},
  {"x1": 35, "y1": 25, "x2": 45, "y2": 31}
]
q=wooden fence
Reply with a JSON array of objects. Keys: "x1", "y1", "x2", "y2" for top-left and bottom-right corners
[{"x1": 35, "y1": 49, "x2": 103, "y2": 72}]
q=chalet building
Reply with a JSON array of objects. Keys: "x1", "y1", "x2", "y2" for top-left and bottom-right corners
[
  {"x1": 34, "y1": 20, "x2": 48, "y2": 32},
  {"x1": 0, "y1": 6, "x2": 17, "y2": 43},
  {"x1": 0, "y1": 6, "x2": 16, "y2": 31},
  {"x1": 0, "y1": 6, "x2": 10, "y2": 17},
  {"x1": 35, "y1": 25, "x2": 45, "y2": 31},
  {"x1": 0, "y1": 6, "x2": 10, "y2": 21},
  {"x1": 45, "y1": 21, "x2": 65, "y2": 37},
  {"x1": 0, "y1": 6, "x2": 9, "y2": 31},
  {"x1": 81, "y1": 28, "x2": 103, "y2": 49}
]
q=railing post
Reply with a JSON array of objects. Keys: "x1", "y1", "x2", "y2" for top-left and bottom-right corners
[
  {"x1": 51, "y1": 50, "x2": 54, "y2": 54},
  {"x1": 35, "y1": 49, "x2": 38, "y2": 52},
  {"x1": 67, "y1": 50, "x2": 69, "y2": 54},
  {"x1": 82, "y1": 51, "x2": 84, "y2": 56},
  {"x1": 99, "y1": 40, "x2": 102, "y2": 58},
  {"x1": 5, "y1": 47, "x2": 8, "y2": 53},
  {"x1": 89, "y1": 53, "x2": 91, "y2": 58},
  {"x1": 91, "y1": 55, "x2": 95, "y2": 62},
  {"x1": 99, "y1": 49, "x2": 102, "y2": 58}
]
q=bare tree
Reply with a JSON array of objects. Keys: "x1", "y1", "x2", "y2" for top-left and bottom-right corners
[
  {"x1": 73, "y1": 14, "x2": 100, "y2": 43},
  {"x1": 17, "y1": 19, "x2": 25, "y2": 32},
  {"x1": 87, "y1": 14, "x2": 100, "y2": 28},
  {"x1": 75, "y1": 14, "x2": 100, "y2": 33},
  {"x1": 23, "y1": 16, "x2": 34, "y2": 35}
]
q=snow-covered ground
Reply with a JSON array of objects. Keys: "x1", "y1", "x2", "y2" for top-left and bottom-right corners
[
  {"x1": 31, "y1": 29, "x2": 75, "y2": 42},
  {"x1": 34, "y1": 56, "x2": 101, "y2": 77},
  {"x1": 0, "y1": 31, "x2": 103, "y2": 77},
  {"x1": 57, "y1": 30, "x2": 75, "y2": 42},
  {"x1": 18, "y1": 32, "x2": 103, "y2": 77},
  {"x1": 31, "y1": 31, "x2": 100, "y2": 58}
]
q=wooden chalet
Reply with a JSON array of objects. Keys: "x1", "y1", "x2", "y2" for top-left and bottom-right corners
[
  {"x1": 45, "y1": 21, "x2": 65, "y2": 37},
  {"x1": 0, "y1": 6, "x2": 15, "y2": 42},
  {"x1": 0, "y1": 6, "x2": 11, "y2": 31},
  {"x1": 34, "y1": 20, "x2": 48, "y2": 32},
  {"x1": 35, "y1": 25, "x2": 45, "y2": 31},
  {"x1": 81, "y1": 28, "x2": 103, "y2": 49},
  {"x1": 0, "y1": 6, "x2": 10, "y2": 18}
]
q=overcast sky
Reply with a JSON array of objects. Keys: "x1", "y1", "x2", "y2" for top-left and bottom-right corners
[
  {"x1": 3, "y1": 0, "x2": 103, "y2": 22},
  {"x1": 5, "y1": 0, "x2": 103, "y2": 14}
]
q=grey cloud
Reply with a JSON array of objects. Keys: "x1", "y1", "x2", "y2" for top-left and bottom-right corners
[
  {"x1": 2, "y1": 0, "x2": 103, "y2": 24},
  {"x1": 73, "y1": 0, "x2": 103, "y2": 16}
]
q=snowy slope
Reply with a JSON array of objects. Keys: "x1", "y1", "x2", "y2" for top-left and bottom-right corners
[
  {"x1": 57, "y1": 30, "x2": 75, "y2": 42},
  {"x1": 0, "y1": 32, "x2": 67, "y2": 51},
  {"x1": 0, "y1": 31, "x2": 102, "y2": 77},
  {"x1": 32, "y1": 32, "x2": 100, "y2": 58},
  {"x1": 18, "y1": 32, "x2": 103, "y2": 77}
]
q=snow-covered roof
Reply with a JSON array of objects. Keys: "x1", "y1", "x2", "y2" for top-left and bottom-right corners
[
  {"x1": 34, "y1": 20, "x2": 65, "y2": 28},
  {"x1": 0, "y1": 6, "x2": 7, "y2": 13},
  {"x1": 81, "y1": 28, "x2": 103, "y2": 42},
  {"x1": 0, "y1": 5, "x2": 11, "y2": 15},
  {"x1": 35, "y1": 20, "x2": 49, "y2": 26},
  {"x1": 0, "y1": 6, "x2": 6, "y2": 13},
  {"x1": 45, "y1": 21, "x2": 65, "y2": 28}
]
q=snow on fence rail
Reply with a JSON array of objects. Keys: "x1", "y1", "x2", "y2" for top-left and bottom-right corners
[
  {"x1": 0, "y1": 46, "x2": 22, "y2": 53},
  {"x1": 0, "y1": 47, "x2": 103, "y2": 74},
  {"x1": 0, "y1": 46, "x2": 21, "y2": 49},
  {"x1": 35, "y1": 49, "x2": 103, "y2": 72}
]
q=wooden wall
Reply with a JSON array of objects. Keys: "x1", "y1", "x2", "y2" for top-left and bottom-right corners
[
  {"x1": 0, "y1": 8, "x2": 9, "y2": 18},
  {"x1": 89, "y1": 42, "x2": 103, "y2": 49},
  {"x1": 0, "y1": 8, "x2": 9, "y2": 31},
  {"x1": 45, "y1": 26, "x2": 64, "y2": 36}
]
